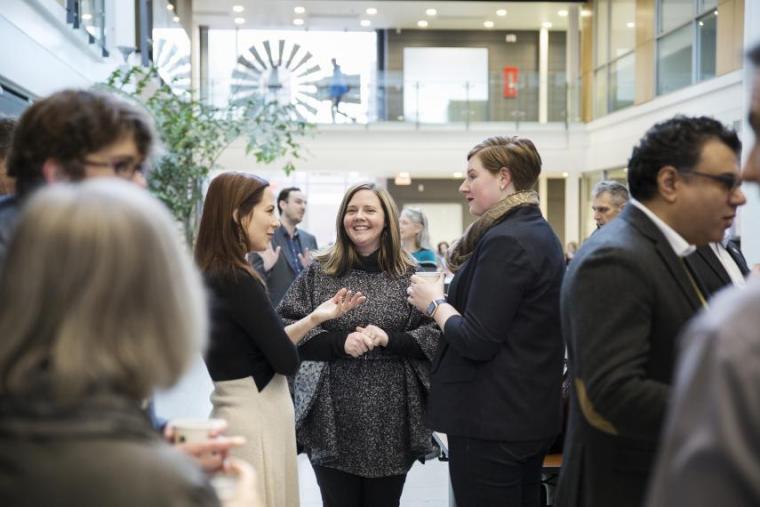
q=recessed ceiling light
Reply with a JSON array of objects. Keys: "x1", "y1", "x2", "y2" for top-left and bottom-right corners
[
  {"x1": 232, "y1": 5, "x2": 244, "y2": 13},
  {"x1": 360, "y1": 19, "x2": 371, "y2": 27},
  {"x1": 294, "y1": 6, "x2": 305, "y2": 14},
  {"x1": 166, "y1": 4, "x2": 174, "y2": 11},
  {"x1": 542, "y1": 21, "x2": 553, "y2": 28},
  {"x1": 417, "y1": 20, "x2": 429, "y2": 28},
  {"x1": 453, "y1": 172, "x2": 463, "y2": 178},
  {"x1": 426, "y1": 8, "x2": 437, "y2": 16},
  {"x1": 496, "y1": 9, "x2": 507, "y2": 17},
  {"x1": 698, "y1": 20, "x2": 704, "y2": 26},
  {"x1": 558, "y1": 10, "x2": 568, "y2": 17},
  {"x1": 483, "y1": 20, "x2": 495, "y2": 28},
  {"x1": 581, "y1": 9, "x2": 592, "y2": 17},
  {"x1": 173, "y1": 16, "x2": 180, "y2": 22},
  {"x1": 366, "y1": 7, "x2": 377, "y2": 15},
  {"x1": 234, "y1": 17, "x2": 245, "y2": 25},
  {"x1": 81, "y1": 13, "x2": 93, "y2": 20},
  {"x1": 627, "y1": 21, "x2": 635, "y2": 28},
  {"x1": 293, "y1": 18, "x2": 304, "y2": 26},
  {"x1": 562, "y1": 172, "x2": 569, "y2": 178}
]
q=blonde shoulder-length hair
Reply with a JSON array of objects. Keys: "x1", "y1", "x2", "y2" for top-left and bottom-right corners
[
  {"x1": 0, "y1": 180, "x2": 206, "y2": 403},
  {"x1": 316, "y1": 182, "x2": 415, "y2": 277}
]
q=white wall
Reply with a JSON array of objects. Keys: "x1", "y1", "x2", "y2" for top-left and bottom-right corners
[{"x1": 0, "y1": 0, "x2": 126, "y2": 97}]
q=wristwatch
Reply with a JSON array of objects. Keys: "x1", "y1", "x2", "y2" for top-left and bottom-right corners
[{"x1": 425, "y1": 298, "x2": 447, "y2": 317}]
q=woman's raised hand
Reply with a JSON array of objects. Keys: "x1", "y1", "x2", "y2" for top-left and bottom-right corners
[{"x1": 312, "y1": 288, "x2": 367, "y2": 324}]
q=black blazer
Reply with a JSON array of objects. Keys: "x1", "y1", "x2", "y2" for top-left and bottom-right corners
[
  {"x1": 556, "y1": 204, "x2": 705, "y2": 507},
  {"x1": 427, "y1": 205, "x2": 565, "y2": 441},
  {"x1": 685, "y1": 242, "x2": 749, "y2": 298},
  {"x1": 251, "y1": 225, "x2": 318, "y2": 307}
]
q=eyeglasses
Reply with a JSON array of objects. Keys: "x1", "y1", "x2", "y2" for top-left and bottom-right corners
[
  {"x1": 83, "y1": 158, "x2": 146, "y2": 178},
  {"x1": 685, "y1": 170, "x2": 742, "y2": 192}
]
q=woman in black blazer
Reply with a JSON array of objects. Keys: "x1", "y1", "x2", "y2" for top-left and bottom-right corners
[{"x1": 408, "y1": 136, "x2": 566, "y2": 507}]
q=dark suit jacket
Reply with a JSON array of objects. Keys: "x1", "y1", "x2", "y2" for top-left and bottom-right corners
[
  {"x1": 251, "y1": 226, "x2": 317, "y2": 307},
  {"x1": 428, "y1": 205, "x2": 566, "y2": 441},
  {"x1": 685, "y1": 242, "x2": 749, "y2": 298},
  {"x1": 556, "y1": 204, "x2": 705, "y2": 507}
]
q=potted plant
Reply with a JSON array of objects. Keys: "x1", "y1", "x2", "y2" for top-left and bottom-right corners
[{"x1": 99, "y1": 65, "x2": 312, "y2": 245}]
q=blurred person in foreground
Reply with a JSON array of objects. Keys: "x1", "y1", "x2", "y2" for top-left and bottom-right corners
[
  {"x1": 0, "y1": 88, "x2": 240, "y2": 472},
  {"x1": 407, "y1": 136, "x2": 565, "y2": 506},
  {"x1": 0, "y1": 180, "x2": 256, "y2": 507},
  {"x1": 556, "y1": 115, "x2": 745, "y2": 507},
  {"x1": 646, "y1": 44, "x2": 760, "y2": 507},
  {"x1": 0, "y1": 89, "x2": 152, "y2": 265},
  {"x1": 278, "y1": 183, "x2": 440, "y2": 507},
  {"x1": 0, "y1": 116, "x2": 16, "y2": 196},
  {"x1": 195, "y1": 172, "x2": 365, "y2": 507}
]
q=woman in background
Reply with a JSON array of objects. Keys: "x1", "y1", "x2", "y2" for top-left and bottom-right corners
[
  {"x1": 279, "y1": 183, "x2": 440, "y2": 507},
  {"x1": 0, "y1": 180, "x2": 250, "y2": 506},
  {"x1": 408, "y1": 136, "x2": 565, "y2": 507},
  {"x1": 195, "y1": 172, "x2": 364, "y2": 507},
  {"x1": 399, "y1": 207, "x2": 437, "y2": 269}
]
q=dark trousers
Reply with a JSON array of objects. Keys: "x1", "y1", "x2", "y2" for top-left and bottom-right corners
[
  {"x1": 448, "y1": 436, "x2": 551, "y2": 507},
  {"x1": 312, "y1": 464, "x2": 407, "y2": 507}
]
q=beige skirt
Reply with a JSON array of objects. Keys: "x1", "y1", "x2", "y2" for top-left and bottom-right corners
[{"x1": 210, "y1": 375, "x2": 299, "y2": 507}]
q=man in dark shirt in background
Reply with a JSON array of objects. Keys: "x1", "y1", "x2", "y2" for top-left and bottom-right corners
[{"x1": 252, "y1": 186, "x2": 318, "y2": 306}]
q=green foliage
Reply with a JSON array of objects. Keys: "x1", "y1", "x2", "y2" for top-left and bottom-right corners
[{"x1": 98, "y1": 65, "x2": 313, "y2": 245}]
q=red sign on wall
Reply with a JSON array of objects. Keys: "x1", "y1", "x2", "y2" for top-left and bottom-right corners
[{"x1": 503, "y1": 66, "x2": 519, "y2": 98}]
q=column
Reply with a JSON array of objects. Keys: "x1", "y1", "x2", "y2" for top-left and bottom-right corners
[
  {"x1": 539, "y1": 27, "x2": 549, "y2": 123},
  {"x1": 566, "y1": 5, "x2": 580, "y2": 122},
  {"x1": 740, "y1": 0, "x2": 759, "y2": 265}
]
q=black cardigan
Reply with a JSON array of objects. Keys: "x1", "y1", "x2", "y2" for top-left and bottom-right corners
[{"x1": 204, "y1": 268, "x2": 299, "y2": 391}]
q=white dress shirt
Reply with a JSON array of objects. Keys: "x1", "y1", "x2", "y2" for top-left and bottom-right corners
[
  {"x1": 710, "y1": 242, "x2": 746, "y2": 287},
  {"x1": 630, "y1": 199, "x2": 696, "y2": 257}
]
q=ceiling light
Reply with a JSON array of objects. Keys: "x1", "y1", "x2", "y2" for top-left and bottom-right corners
[
  {"x1": 698, "y1": 20, "x2": 704, "y2": 26},
  {"x1": 453, "y1": 172, "x2": 463, "y2": 178},
  {"x1": 294, "y1": 6, "x2": 305, "y2": 14},
  {"x1": 166, "y1": 3, "x2": 174, "y2": 11},
  {"x1": 232, "y1": 5, "x2": 244, "y2": 13},
  {"x1": 483, "y1": 20, "x2": 495, "y2": 28},
  {"x1": 360, "y1": 19, "x2": 371, "y2": 27},
  {"x1": 234, "y1": 17, "x2": 245, "y2": 25},
  {"x1": 627, "y1": 21, "x2": 635, "y2": 28},
  {"x1": 542, "y1": 21, "x2": 553, "y2": 28},
  {"x1": 558, "y1": 10, "x2": 568, "y2": 17},
  {"x1": 562, "y1": 172, "x2": 569, "y2": 178},
  {"x1": 714, "y1": 9, "x2": 718, "y2": 15},
  {"x1": 417, "y1": 20, "x2": 429, "y2": 28},
  {"x1": 581, "y1": 9, "x2": 592, "y2": 17},
  {"x1": 81, "y1": 13, "x2": 92, "y2": 20},
  {"x1": 366, "y1": 7, "x2": 378, "y2": 15},
  {"x1": 496, "y1": 9, "x2": 507, "y2": 17},
  {"x1": 173, "y1": 16, "x2": 180, "y2": 22},
  {"x1": 293, "y1": 18, "x2": 304, "y2": 26},
  {"x1": 426, "y1": 8, "x2": 437, "y2": 16}
]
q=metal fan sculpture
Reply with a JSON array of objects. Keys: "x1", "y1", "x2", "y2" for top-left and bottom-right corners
[
  {"x1": 230, "y1": 39, "x2": 361, "y2": 122},
  {"x1": 153, "y1": 36, "x2": 191, "y2": 96}
]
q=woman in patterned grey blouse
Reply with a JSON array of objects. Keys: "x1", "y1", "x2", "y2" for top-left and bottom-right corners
[{"x1": 278, "y1": 182, "x2": 440, "y2": 507}]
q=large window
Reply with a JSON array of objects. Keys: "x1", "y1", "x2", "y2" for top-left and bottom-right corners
[
  {"x1": 656, "y1": 0, "x2": 718, "y2": 96},
  {"x1": 593, "y1": 0, "x2": 636, "y2": 117}
]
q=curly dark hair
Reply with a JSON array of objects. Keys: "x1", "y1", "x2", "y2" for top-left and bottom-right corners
[
  {"x1": 7, "y1": 89, "x2": 157, "y2": 197},
  {"x1": 627, "y1": 115, "x2": 741, "y2": 201},
  {"x1": 0, "y1": 116, "x2": 16, "y2": 161}
]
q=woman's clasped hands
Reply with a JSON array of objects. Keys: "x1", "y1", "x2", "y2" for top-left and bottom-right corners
[{"x1": 345, "y1": 324, "x2": 388, "y2": 358}]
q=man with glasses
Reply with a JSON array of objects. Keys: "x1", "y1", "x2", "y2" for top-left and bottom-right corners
[
  {"x1": 646, "y1": 44, "x2": 760, "y2": 507},
  {"x1": 556, "y1": 115, "x2": 745, "y2": 507},
  {"x1": 685, "y1": 165, "x2": 750, "y2": 297},
  {"x1": 0, "y1": 89, "x2": 153, "y2": 265}
]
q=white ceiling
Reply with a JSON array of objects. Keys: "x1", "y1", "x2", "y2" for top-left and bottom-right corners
[{"x1": 192, "y1": 1, "x2": 582, "y2": 31}]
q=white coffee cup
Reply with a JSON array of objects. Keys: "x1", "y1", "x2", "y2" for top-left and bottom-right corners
[
  {"x1": 170, "y1": 418, "x2": 226, "y2": 445},
  {"x1": 416, "y1": 271, "x2": 443, "y2": 283}
]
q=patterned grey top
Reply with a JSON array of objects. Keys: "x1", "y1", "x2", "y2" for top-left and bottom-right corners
[{"x1": 278, "y1": 254, "x2": 440, "y2": 477}]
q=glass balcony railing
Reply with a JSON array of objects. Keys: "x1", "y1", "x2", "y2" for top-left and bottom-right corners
[
  {"x1": 208, "y1": 69, "x2": 581, "y2": 128},
  {"x1": 64, "y1": 0, "x2": 108, "y2": 57}
]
